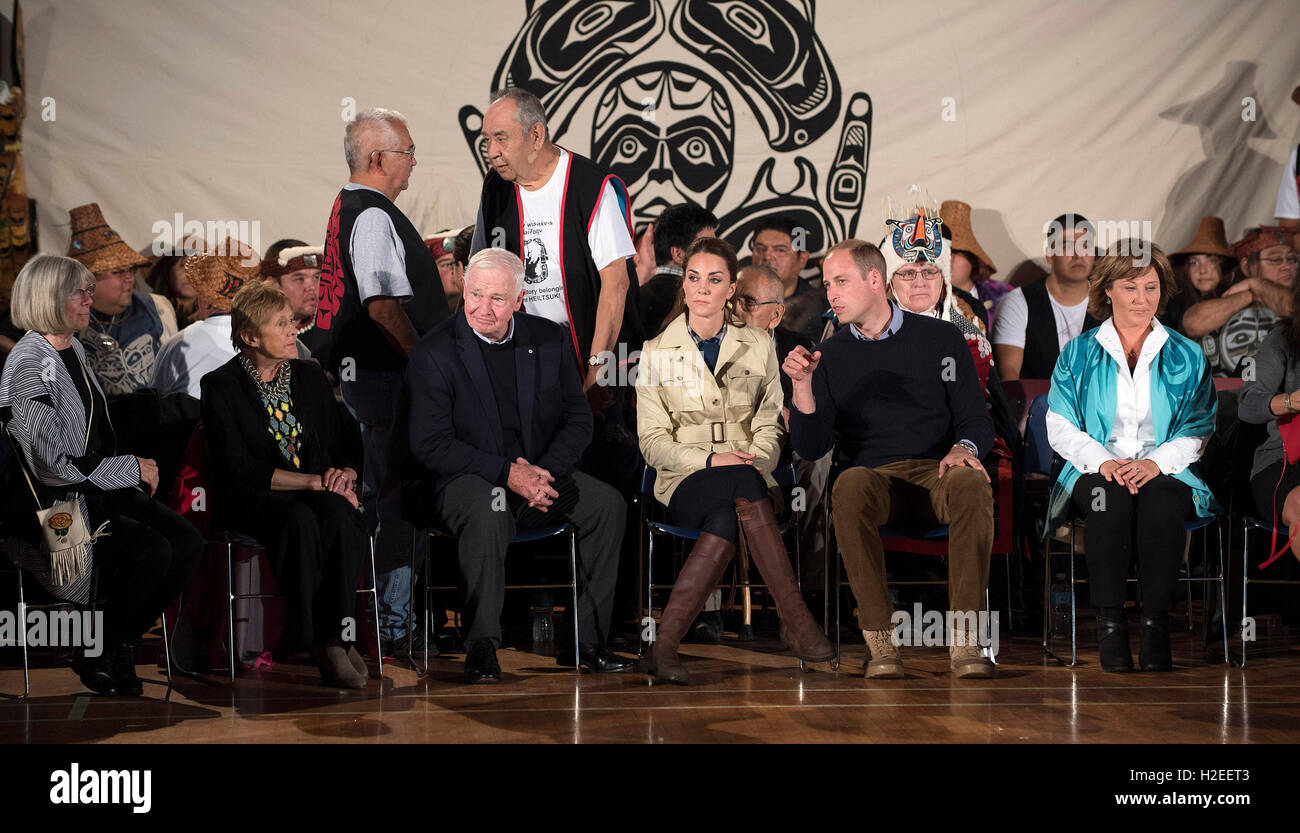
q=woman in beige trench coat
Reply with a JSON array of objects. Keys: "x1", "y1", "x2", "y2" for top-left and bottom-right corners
[{"x1": 635, "y1": 237, "x2": 832, "y2": 684}]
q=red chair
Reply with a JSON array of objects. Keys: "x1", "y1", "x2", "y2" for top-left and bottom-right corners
[{"x1": 1002, "y1": 379, "x2": 1051, "y2": 439}]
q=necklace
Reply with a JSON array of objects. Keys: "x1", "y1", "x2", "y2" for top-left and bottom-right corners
[
  {"x1": 239, "y1": 352, "x2": 291, "y2": 400},
  {"x1": 88, "y1": 309, "x2": 124, "y2": 330}
]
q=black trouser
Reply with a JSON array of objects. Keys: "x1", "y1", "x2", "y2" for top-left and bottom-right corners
[
  {"x1": 96, "y1": 490, "x2": 203, "y2": 643},
  {"x1": 667, "y1": 466, "x2": 768, "y2": 542},
  {"x1": 1251, "y1": 460, "x2": 1300, "y2": 522},
  {"x1": 435, "y1": 472, "x2": 625, "y2": 651},
  {"x1": 236, "y1": 490, "x2": 368, "y2": 647},
  {"x1": 1070, "y1": 474, "x2": 1193, "y2": 613}
]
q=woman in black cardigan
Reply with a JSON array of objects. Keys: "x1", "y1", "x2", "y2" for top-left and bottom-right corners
[{"x1": 200, "y1": 280, "x2": 368, "y2": 689}]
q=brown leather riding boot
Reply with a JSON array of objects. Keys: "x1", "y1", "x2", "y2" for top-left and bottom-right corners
[
  {"x1": 735, "y1": 497, "x2": 835, "y2": 663},
  {"x1": 648, "y1": 532, "x2": 736, "y2": 685}
]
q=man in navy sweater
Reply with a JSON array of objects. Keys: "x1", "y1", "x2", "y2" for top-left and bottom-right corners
[{"x1": 784, "y1": 239, "x2": 996, "y2": 679}]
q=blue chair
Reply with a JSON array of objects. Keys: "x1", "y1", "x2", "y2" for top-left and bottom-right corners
[
  {"x1": 636, "y1": 463, "x2": 819, "y2": 668},
  {"x1": 409, "y1": 523, "x2": 579, "y2": 674},
  {"x1": 1238, "y1": 516, "x2": 1298, "y2": 667},
  {"x1": 1031, "y1": 395, "x2": 1229, "y2": 667}
]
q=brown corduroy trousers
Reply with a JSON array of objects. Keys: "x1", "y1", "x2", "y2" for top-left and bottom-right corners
[{"x1": 830, "y1": 459, "x2": 993, "y2": 630}]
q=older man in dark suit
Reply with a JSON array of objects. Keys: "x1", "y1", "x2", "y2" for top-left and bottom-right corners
[{"x1": 405, "y1": 248, "x2": 633, "y2": 683}]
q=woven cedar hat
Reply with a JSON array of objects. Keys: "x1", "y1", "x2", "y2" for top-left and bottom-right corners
[
  {"x1": 1173, "y1": 216, "x2": 1232, "y2": 259},
  {"x1": 1230, "y1": 225, "x2": 1298, "y2": 260},
  {"x1": 939, "y1": 200, "x2": 997, "y2": 275},
  {"x1": 66, "y1": 203, "x2": 149, "y2": 273},
  {"x1": 185, "y1": 239, "x2": 261, "y2": 312}
]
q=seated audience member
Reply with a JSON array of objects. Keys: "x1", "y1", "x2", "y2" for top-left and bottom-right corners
[
  {"x1": 941, "y1": 200, "x2": 1011, "y2": 322},
  {"x1": 637, "y1": 238, "x2": 832, "y2": 684},
  {"x1": 751, "y1": 214, "x2": 827, "y2": 343},
  {"x1": 261, "y1": 239, "x2": 322, "y2": 334},
  {"x1": 991, "y1": 213, "x2": 1099, "y2": 381},
  {"x1": 881, "y1": 206, "x2": 1020, "y2": 448},
  {"x1": 1181, "y1": 225, "x2": 1297, "y2": 376},
  {"x1": 405, "y1": 248, "x2": 633, "y2": 683},
  {"x1": 0, "y1": 255, "x2": 202, "y2": 695},
  {"x1": 784, "y1": 240, "x2": 996, "y2": 680},
  {"x1": 68, "y1": 204, "x2": 179, "y2": 395},
  {"x1": 425, "y1": 231, "x2": 465, "y2": 312},
  {"x1": 1238, "y1": 272, "x2": 1300, "y2": 565},
  {"x1": 146, "y1": 245, "x2": 200, "y2": 331},
  {"x1": 200, "y1": 280, "x2": 369, "y2": 689},
  {"x1": 151, "y1": 241, "x2": 258, "y2": 399},
  {"x1": 1046, "y1": 242, "x2": 1218, "y2": 672},
  {"x1": 638, "y1": 202, "x2": 717, "y2": 336},
  {"x1": 737, "y1": 264, "x2": 810, "y2": 401},
  {"x1": 1162, "y1": 216, "x2": 1232, "y2": 336}
]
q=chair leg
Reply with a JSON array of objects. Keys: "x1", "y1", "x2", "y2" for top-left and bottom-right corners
[
  {"x1": 370, "y1": 534, "x2": 382, "y2": 679},
  {"x1": 1068, "y1": 524, "x2": 1078, "y2": 667},
  {"x1": 568, "y1": 526, "x2": 580, "y2": 670},
  {"x1": 645, "y1": 525, "x2": 655, "y2": 650},
  {"x1": 17, "y1": 569, "x2": 29, "y2": 700},
  {"x1": 227, "y1": 538, "x2": 236, "y2": 685},
  {"x1": 160, "y1": 611, "x2": 173, "y2": 685},
  {"x1": 1240, "y1": 523, "x2": 1249, "y2": 668},
  {"x1": 1216, "y1": 519, "x2": 1228, "y2": 665}
]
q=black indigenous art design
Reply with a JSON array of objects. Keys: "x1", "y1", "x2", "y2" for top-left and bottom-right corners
[{"x1": 459, "y1": 0, "x2": 871, "y2": 256}]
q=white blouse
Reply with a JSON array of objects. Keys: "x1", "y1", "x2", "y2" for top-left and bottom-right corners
[{"x1": 1046, "y1": 317, "x2": 1208, "y2": 475}]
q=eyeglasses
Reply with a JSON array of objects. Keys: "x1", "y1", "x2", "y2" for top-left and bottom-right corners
[
  {"x1": 737, "y1": 295, "x2": 782, "y2": 311},
  {"x1": 893, "y1": 267, "x2": 942, "y2": 282},
  {"x1": 1260, "y1": 254, "x2": 1300, "y2": 267},
  {"x1": 372, "y1": 146, "x2": 416, "y2": 162},
  {"x1": 69, "y1": 284, "x2": 96, "y2": 300}
]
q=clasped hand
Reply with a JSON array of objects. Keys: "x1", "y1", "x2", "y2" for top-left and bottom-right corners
[
  {"x1": 1099, "y1": 458, "x2": 1161, "y2": 494},
  {"x1": 508, "y1": 457, "x2": 558, "y2": 511}
]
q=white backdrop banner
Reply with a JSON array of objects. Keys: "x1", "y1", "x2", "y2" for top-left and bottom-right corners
[{"x1": 20, "y1": 0, "x2": 1300, "y2": 277}]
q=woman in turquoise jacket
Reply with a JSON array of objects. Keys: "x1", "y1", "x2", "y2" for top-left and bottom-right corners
[{"x1": 1046, "y1": 243, "x2": 1218, "y2": 673}]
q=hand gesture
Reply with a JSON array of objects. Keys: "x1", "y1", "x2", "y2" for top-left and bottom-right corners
[{"x1": 782, "y1": 346, "x2": 822, "y2": 386}]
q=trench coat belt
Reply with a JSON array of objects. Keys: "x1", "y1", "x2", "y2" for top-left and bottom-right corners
[{"x1": 673, "y1": 422, "x2": 753, "y2": 444}]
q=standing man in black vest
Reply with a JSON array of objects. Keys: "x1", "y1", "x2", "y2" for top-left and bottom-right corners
[
  {"x1": 991, "y1": 213, "x2": 1100, "y2": 380},
  {"x1": 315, "y1": 107, "x2": 450, "y2": 657}
]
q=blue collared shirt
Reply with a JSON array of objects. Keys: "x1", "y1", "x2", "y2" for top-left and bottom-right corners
[
  {"x1": 688, "y1": 321, "x2": 727, "y2": 372},
  {"x1": 847, "y1": 302, "x2": 904, "y2": 342}
]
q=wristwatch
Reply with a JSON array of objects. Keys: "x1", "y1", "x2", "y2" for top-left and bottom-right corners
[
  {"x1": 954, "y1": 439, "x2": 978, "y2": 456},
  {"x1": 1287, "y1": 392, "x2": 1295, "y2": 414},
  {"x1": 587, "y1": 354, "x2": 609, "y2": 367}
]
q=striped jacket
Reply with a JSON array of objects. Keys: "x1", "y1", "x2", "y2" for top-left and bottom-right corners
[{"x1": 0, "y1": 331, "x2": 141, "y2": 604}]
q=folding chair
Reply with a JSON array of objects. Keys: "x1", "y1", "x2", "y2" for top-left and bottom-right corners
[{"x1": 407, "y1": 523, "x2": 580, "y2": 674}]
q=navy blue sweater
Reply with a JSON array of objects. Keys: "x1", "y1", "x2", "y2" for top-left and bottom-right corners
[{"x1": 788, "y1": 311, "x2": 993, "y2": 468}]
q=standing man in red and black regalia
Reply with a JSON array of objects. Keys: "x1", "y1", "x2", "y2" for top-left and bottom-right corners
[{"x1": 314, "y1": 107, "x2": 450, "y2": 659}]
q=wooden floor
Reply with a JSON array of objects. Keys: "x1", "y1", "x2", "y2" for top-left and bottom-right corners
[{"x1": 3, "y1": 628, "x2": 1299, "y2": 744}]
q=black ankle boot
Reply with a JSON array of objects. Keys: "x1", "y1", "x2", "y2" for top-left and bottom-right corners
[
  {"x1": 71, "y1": 649, "x2": 120, "y2": 696},
  {"x1": 1096, "y1": 607, "x2": 1133, "y2": 672},
  {"x1": 1139, "y1": 611, "x2": 1172, "y2": 672},
  {"x1": 110, "y1": 640, "x2": 144, "y2": 696}
]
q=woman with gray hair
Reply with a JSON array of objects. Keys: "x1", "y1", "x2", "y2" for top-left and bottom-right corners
[{"x1": 0, "y1": 255, "x2": 202, "y2": 696}]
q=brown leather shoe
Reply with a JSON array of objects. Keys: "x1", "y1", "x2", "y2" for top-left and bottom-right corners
[
  {"x1": 735, "y1": 497, "x2": 834, "y2": 663},
  {"x1": 863, "y1": 629, "x2": 905, "y2": 678},
  {"x1": 645, "y1": 532, "x2": 735, "y2": 685}
]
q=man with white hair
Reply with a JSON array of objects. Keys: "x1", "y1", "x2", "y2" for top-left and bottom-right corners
[
  {"x1": 315, "y1": 107, "x2": 451, "y2": 657},
  {"x1": 404, "y1": 249, "x2": 633, "y2": 683}
]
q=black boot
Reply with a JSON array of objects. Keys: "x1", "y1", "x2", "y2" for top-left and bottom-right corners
[
  {"x1": 1096, "y1": 606, "x2": 1133, "y2": 672},
  {"x1": 71, "y1": 648, "x2": 121, "y2": 696},
  {"x1": 110, "y1": 639, "x2": 144, "y2": 696},
  {"x1": 1138, "y1": 611, "x2": 1172, "y2": 671}
]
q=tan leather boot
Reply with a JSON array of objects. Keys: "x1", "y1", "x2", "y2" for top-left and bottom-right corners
[
  {"x1": 863, "y1": 629, "x2": 905, "y2": 678},
  {"x1": 647, "y1": 532, "x2": 736, "y2": 685},
  {"x1": 950, "y1": 620, "x2": 995, "y2": 679},
  {"x1": 734, "y1": 497, "x2": 834, "y2": 663}
]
